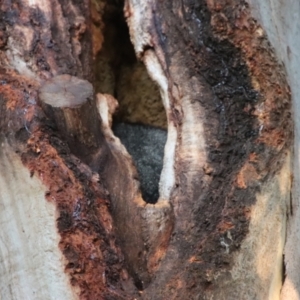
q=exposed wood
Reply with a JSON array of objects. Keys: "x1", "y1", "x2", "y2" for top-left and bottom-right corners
[
  {"x1": 0, "y1": 71, "x2": 138, "y2": 299},
  {"x1": 125, "y1": 0, "x2": 292, "y2": 298},
  {"x1": 247, "y1": 1, "x2": 300, "y2": 298},
  {"x1": 39, "y1": 74, "x2": 104, "y2": 168},
  {"x1": 0, "y1": 142, "x2": 78, "y2": 300},
  {"x1": 0, "y1": 0, "x2": 296, "y2": 299},
  {"x1": 0, "y1": 0, "x2": 138, "y2": 298}
]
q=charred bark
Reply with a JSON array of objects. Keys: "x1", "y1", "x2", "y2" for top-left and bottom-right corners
[{"x1": 0, "y1": 0, "x2": 294, "y2": 299}]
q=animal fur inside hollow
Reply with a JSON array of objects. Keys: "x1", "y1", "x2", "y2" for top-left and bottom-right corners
[
  {"x1": 96, "y1": 93, "x2": 167, "y2": 204},
  {"x1": 112, "y1": 122, "x2": 167, "y2": 203}
]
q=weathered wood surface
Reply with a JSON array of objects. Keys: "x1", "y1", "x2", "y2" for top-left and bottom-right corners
[
  {"x1": 0, "y1": 0, "x2": 295, "y2": 299},
  {"x1": 0, "y1": 1, "x2": 137, "y2": 299},
  {"x1": 248, "y1": 1, "x2": 300, "y2": 299},
  {"x1": 125, "y1": 0, "x2": 292, "y2": 299},
  {"x1": 39, "y1": 74, "x2": 105, "y2": 168}
]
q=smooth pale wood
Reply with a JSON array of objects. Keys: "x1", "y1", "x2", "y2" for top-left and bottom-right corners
[
  {"x1": 0, "y1": 141, "x2": 78, "y2": 300},
  {"x1": 96, "y1": 93, "x2": 174, "y2": 287},
  {"x1": 40, "y1": 74, "x2": 93, "y2": 107},
  {"x1": 248, "y1": 1, "x2": 300, "y2": 298}
]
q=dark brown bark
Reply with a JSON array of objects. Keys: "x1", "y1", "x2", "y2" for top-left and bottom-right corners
[
  {"x1": 0, "y1": 0, "x2": 293, "y2": 299},
  {"x1": 0, "y1": 1, "x2": 138, "y2": 299},
  {"x1": 124, "y1": 0, "x2": 292, "y2": 298}
]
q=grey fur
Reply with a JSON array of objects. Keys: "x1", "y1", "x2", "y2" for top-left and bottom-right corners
[{"x1": 112, "y1": 123, "x2": 167, "y2": 203}]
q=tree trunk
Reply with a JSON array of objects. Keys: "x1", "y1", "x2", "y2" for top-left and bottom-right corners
[{"x1": 0, "y1": 0, "x2": 296, "y2": 299}]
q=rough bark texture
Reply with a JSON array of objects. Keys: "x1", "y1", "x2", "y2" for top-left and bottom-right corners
[
  {"x1": 0, "y1": 69, "x2": 138, "y2": 300},
  {"x1": 0, "y1": 0, "x2": 294, "y2": 299},
  {"x1": 125, "y1": 0, "x2": 292, "y2": 298},
  {"x1": 0, "y1": 1, "x2": 138, "y2": 299}
]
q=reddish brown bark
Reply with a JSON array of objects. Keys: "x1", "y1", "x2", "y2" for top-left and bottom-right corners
[
  {"x1": 0, "y1": 69, "x2": 138, "y2": 299},
  {"x1": 124, "y1": 1, "x2": 291, "y2": 298},
  {"x1": 0, "y1": 0, "x2": 138, "y2": 298},
  {"x1": 0, "y1": 0, "x2": 292, "y2": 299}
]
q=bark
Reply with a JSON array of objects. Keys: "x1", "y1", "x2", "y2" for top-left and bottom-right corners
[
  {"x1": 0, "y1": 0, "x2": 294, "y2": 300},
  {"x1": 0, "y1": 1, "x2": 138, "y2": 299},
  {"x1": 125, "y1": 1, "x2": 292, "y2": 299}
]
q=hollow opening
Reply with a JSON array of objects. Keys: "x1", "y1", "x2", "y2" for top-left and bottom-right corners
[{"x1": 92, "y1": 0, "x2": 167, "y2": 203}]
